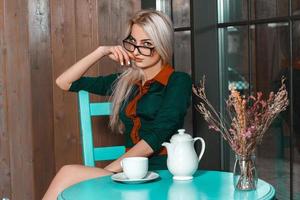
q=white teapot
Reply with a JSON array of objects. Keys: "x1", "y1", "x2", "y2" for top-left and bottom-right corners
[{"x1": 162, "y1": 129, "x2": 205, "y2": 180}]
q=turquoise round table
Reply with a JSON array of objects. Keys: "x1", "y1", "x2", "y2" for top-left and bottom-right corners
[{"x1": 57, "y1": 170, "x2": 275, "y2": 200}]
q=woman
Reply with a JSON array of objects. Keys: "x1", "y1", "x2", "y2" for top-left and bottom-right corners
[{"x1": 43, "y1": 9, "x2": 192, "y2": 200}]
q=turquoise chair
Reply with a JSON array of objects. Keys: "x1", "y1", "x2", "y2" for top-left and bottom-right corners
[{"x1": 78, "y1": 90, "x2": 125, "y2": 167}]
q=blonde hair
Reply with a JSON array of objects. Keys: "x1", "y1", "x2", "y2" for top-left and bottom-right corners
[{"x1": 109, "y1": 9, "x2": 174, "y2": 133}]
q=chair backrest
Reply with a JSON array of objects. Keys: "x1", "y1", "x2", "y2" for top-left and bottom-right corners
[{"x1": 78, "y1": 90, "x2": 125, "y2": 167}]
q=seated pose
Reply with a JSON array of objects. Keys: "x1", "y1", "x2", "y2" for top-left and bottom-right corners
[{"x1": 43, "y1": 9, "x2": 192, "y2": 200}]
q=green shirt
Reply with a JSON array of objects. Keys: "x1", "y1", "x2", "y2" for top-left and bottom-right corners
[{"x1": 69, "y1": 65, "x2": 192, "y2": 169}]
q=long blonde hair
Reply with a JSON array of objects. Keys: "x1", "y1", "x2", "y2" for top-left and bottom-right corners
[{"x1": 109, "y1": 9, "x2": 174, "y2": 133}]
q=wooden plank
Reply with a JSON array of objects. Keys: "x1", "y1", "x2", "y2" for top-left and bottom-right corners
[
  {"x1": 75, "y1": 0, "x2": 100, "y2": 164},
  {"x1": 0, "y1": 0, "x2": 11, "y2": 198},
  {"x1": 5, "y1": 0, "x2": 35, "y2": 199},
  {"x1": 51, "y1": 0, "x2": 79, "y2": 170},
  {"x1": 27, "y1": 0, "x2": 55, "y2": 199}
]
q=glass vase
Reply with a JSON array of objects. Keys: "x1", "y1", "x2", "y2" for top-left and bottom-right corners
[{"x1": 233, "y1": 154, "x2": 258, "y2": 191}]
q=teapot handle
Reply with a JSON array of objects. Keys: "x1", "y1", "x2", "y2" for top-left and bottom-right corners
[{"x1": 194, "y1": 137, "x2": 206, "y2": 161}]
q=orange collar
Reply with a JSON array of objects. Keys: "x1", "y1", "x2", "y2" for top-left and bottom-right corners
[
  {"x1": 152, "y1": 64, "x2": 174, "y2": 86},
  {"x1": 137, "y1": 64, "x2": 174, "y2": 87}
]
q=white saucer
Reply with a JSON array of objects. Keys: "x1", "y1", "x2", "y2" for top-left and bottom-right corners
[{"x1": 111, "y1": 171, "x2": 159, "y2": 184}]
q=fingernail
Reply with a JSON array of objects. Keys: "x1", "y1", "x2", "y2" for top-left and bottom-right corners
[
  {"x1": 121, "y1": 62, "x2": 124, "y2": 66},
  {"x1": 128, "y1": 61, "x2": 131, "y2": 65}
]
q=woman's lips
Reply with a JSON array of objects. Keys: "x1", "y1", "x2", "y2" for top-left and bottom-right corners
[{"x1": 134, "y1": 58, "x2": 143, "y2": 62}]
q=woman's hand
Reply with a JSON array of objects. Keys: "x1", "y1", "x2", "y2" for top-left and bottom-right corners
[{"x1": 98, "y1": 46, "x2": 132, "y2": 66}]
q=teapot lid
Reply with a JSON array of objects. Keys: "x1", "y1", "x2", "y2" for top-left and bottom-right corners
[{"x1": 170, "y1": 129, "x2": 193, "y2": 142}]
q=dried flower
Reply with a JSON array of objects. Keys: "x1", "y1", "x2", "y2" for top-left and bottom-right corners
[{"x1": 193, "y1": 76, "x2": 289, "y2": 157}]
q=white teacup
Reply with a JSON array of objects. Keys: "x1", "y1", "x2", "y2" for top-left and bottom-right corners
[{"x1": 121, "y1": 157, "x2": 148, "y2": 179}]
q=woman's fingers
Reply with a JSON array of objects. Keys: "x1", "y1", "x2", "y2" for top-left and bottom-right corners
[
  {"x1": 107, "y1": 45, "x2": 132, "y2": 66},
  {"x1": 117, "y1": 46, "x2": 131, "y2": 65},
  {"x1": 107, "y1": 47, "x2": 119, "y2": 62},
  {"x1": 113, "y1": 46, "x2": 123, "y2": 65}
]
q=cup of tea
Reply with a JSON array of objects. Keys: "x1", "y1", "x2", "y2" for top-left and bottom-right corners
[{"x1": 121, "y1": 157, "x2": 148, "y2": 179}]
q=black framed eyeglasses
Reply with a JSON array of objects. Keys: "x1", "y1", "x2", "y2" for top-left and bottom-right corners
[{"x1": 122, "y1": 40, "x2": 155, "y2": 56}]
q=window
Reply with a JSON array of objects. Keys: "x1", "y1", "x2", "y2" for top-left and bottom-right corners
[{"x1": 218, "y1": 0, "x2": 300, "y2": 199}]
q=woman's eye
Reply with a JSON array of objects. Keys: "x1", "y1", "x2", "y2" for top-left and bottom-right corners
[
  {"x1": 127, "y1": 36, "x2": 135, "y2": 43},
  {"x1": 144, "y1": 42, "x2": 153, "y2": 47},
  {"x1": 128, "y1": 39, "x2": 135, "y2": 43}
]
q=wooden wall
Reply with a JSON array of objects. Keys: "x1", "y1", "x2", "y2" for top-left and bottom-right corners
[{"x1": 0, "y1": 0, "x2": 140, "y2": 199}]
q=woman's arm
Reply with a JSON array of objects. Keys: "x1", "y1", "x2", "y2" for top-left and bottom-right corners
[
  {"x1": 56, "y1": 46, "x2": 131, "y2": 91},
  {"x1": 104, "y1": 139, "x2": 154, "y2": 173}
]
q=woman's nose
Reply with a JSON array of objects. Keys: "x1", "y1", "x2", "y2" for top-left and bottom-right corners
[{"x1": 133, "y1": 47, "x2": 140, "y2": 56}]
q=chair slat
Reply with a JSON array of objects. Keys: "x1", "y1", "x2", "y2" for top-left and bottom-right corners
[
  {"x1": 90, "y1": 102, "x2": 111, "y2": 116},
  {"x1": 94, "y1": 146, "x2": 126, "y2": 161}
]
